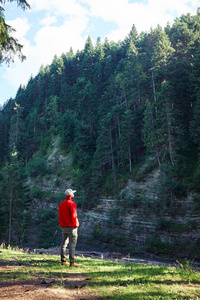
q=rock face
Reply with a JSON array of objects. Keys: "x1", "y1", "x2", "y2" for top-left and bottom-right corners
[
  {"x1": 28, "y1": 144, "x2": 200, "y2": 258},
  {"x1": 78, "y1": 170, "x2": 200, "y2": 258},
  {"x1": 79, "y1": 198, "x2": 200, "y2": 257}
]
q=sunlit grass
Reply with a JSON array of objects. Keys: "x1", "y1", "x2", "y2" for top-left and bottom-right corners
[{"x1": 0, "y1": 244, "x2": 200, "y2": 299}]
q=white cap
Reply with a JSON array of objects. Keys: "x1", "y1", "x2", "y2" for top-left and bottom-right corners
[{"x1": 65, "y1": 189, "x2": 76, "y2": 196}]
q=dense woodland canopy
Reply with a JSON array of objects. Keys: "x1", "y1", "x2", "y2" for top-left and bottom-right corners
[{"x1": 1, "y1": 9, "x2": 200, "y2": 247}]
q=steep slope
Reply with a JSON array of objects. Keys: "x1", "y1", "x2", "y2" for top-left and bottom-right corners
[{"x1": 27, "y1": 140, "x2": 200, "y2": 258}]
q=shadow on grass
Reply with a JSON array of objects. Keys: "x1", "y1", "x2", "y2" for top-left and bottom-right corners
[{"x1": 0, "y1": 258, "x2": 199, "y2": 300}]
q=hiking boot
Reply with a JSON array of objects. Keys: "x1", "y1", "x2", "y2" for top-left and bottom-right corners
[
  {"x1": 61, "y1": 261, "x2": 67, "y2": 265},
  {"x1": 70, "y1": 260, "x2": 81, "y2": 267}
]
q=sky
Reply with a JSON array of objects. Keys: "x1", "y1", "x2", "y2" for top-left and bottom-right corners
[{"x1": 0, "y1": 0, "x2": 199, "y2": 107}]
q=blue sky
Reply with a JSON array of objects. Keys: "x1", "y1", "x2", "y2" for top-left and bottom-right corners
[{"x1": 0, "y1": 0, "x2": 199, "y2": 107}]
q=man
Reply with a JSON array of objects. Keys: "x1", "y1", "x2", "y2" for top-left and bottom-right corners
[{"x1": 59, "y1": 188, "x2": 80, "y2": 267}]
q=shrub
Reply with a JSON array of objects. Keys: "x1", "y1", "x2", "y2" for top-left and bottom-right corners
[
  {"x1": 121, "y1": 187, "x2": 144, "y2": 210},
  {"x1": 37, "y1": 208, "x2": 60, "y2": 248},
  {"x1": 39, "y1": 135, "x2": 52, "y2": 156},
  {"x1": 156, "y1": 217, "x2": 171, "y2": 232},
  {"x1": 30, "y1": 187, "x2": 45, "y2": 199},
  {"x1": 107, "y1": 207, "x2": 122, "y2": 226},
  {"x1": 156, "y1": 217, "x2": 189, "y2": 233},
  {"x1": 192, "y1": 195, "x2": 200, "y2": 211},
  {"x1": 92, "y1": 225, "x2": 113, "y2": 242},
  {"x1": 54, "y1": 192, "x2": 65, "y2": 204},
  {"x1": 27, "y1": 155, "x2": 47, "y2": 178},
  {"x1": 144, "y1": 234, "x2": 172, "y2": 254}
]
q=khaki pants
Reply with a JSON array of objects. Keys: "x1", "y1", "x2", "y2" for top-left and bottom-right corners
[{"x1": 61, "y1": 227, "x2": 78, "y2": 263}]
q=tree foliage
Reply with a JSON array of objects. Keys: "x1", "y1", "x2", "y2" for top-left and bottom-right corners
[{"x1": 0, "y1": 0, "x2": 30, "y2": 64}]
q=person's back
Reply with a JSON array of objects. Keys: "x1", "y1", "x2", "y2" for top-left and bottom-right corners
[
  {"x1": 59, "y1": 189, "x2": 80, "y2": 267},
  {"x1": 59, "y1": 198, "x2": 79, "y2": 227}
]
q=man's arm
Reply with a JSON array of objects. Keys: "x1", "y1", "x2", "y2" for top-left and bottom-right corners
[{"x1": 70, "y1": 202, "x2": 79, "y2": 227}]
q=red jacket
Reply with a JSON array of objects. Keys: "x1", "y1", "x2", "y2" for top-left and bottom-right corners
[{"x1": 59, "y1": 196, "x2": 79, "y2": 228}]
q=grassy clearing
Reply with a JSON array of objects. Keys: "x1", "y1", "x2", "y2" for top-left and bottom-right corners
[{"x1": 0, "y1": 244, "x2": 200, "y2": 299}]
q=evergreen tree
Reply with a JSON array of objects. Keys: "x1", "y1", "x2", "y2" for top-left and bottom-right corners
[
  {"x1": 141, "y1": 26, "x2": 175, "y2": 166},
  {"x1": 0, "y1": 112, "x2": 8, "y2": 163},
  {"x1": 124, "y1": 37, "x2": 145, "y2": 111},
  {"x1": 94, "y1": 112, "x2": 117, "y2": 190},
  {"x1": 9, "y1": 102, "x2": 25, "y2": 154},
  {"x1": 60, "y1": 110, "x2": 77, "y2": 150},
  {"x1": 24, "y1": 108, "x2": 40, "y2": 159},
  {"x1": 0, "y1": 0, "x2": 30, "y2": 64},
  {"x1": 50, "y1": 55, "x2": 65, "y2": 98},
  {"x1": 0, "y1": 150, "x2": 28, "y2": 245},
  {"x1": 93, "y1": 37, "x2": 105, "y2": 99},
  {"x1": 80, "y1": 36, "x2": 95, "y2": 80},
  {"x1": 120, "y1": 109, "x2": 144, "y2": 171},
  {"x1": 43, "y1": 95, "x2": 60, "y2": 133}
]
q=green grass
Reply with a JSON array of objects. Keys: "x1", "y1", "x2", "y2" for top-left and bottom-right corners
[{"x1": 0, "y1": 244, "x2": 200, "y2": 299}]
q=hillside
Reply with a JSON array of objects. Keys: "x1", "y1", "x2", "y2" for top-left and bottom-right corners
[
  {"x1": 32, "y1": 143, "x2": 200, "y2": 257},
  {"x1": 0, "y1": 10, "x2": 200, "y2": 257}
]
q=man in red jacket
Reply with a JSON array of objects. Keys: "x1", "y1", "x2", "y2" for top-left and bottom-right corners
[{"x1": 59, "y1": 188, "x2": 79, "y2": 267}]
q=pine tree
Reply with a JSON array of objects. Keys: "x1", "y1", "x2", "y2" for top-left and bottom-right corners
[
  {"x1": 141, "y1": 26, "x2": 175, "y2": 166},
  {"x1": 1, "y1": 150, "x2": 28, "y2": 245},
  {"x1": 0, "y1": 0, "x2": 30, "y2": 64},
  {"x1": 0, "y1": 112, "x2": 8, "y2": 163},
  {"x1": 50, "y1": 55, "x2": 65, "y2": 97},
  {"x1": 93, "y1": 37, "x2": 105, "y2": 98},
  {"x1": 94, "y1": 112, "x2": 117, "y2": 190},
  {"x1": 43, "y1": 95, "x2": 60, "y2": 133},
  {"x1": 9, "y1": 102, "x2": 25, "y2": 153},
  {"x1": 80, "y1": 36, "x2": 95, "y2": 80},
  {"x1": 120, "y1": 109, "x2": 144, "y2": 171}
]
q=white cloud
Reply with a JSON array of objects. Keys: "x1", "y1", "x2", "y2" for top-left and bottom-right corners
[
  {"x1": 40, "y1": 15, "x2": 57, "y2": 26},
  {"x1": 7, "y1": 17, "x2": 30, "y2": 40},
  {"x1": 53, "y1": 0, "x2": 87, "y2": 16},
  {"x1": 29, "y1": 0, "x2": 87, "y2": 16},
  {"x1": 33, "y1": 15, "x2": 88, "y2": 57},
  {"x1": 80, "y1": 0, "x2": 199, "y2": 40}
]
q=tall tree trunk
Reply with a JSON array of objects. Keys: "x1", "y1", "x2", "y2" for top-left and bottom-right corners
[
  {"x1": 16, "y1": 109, "x2": 19, "y2": 143},
  {"x1": 137, "y1": 75, "x2": 141, "y2": 108},
  {"x1": 150, "y1": 102, "x2": 161, "y2": 167},
  {"x1": 109, "y1": 128, "x2": 116, "y2": 188},
  {"x1": 151, "y1": 70, "x2": 158, "y2": 116},
  {"x1": 151, "y1": 70, "x2": 161, "y2": 166},
  {"x1": 123, "y1": 87, "x2": 128, "y2": 111},
  {"x1": 128, "y1": 138, "x2": 132, "y2": 172},
  {"x1": 8, "y1": 188, "x2": 13, "y2": 244},
  {"x1": 33, "y1": 116, "x2": 36, "y2": 143},
  {"x1": 155, "y1": 146, "x2": 161, "y2": 167},
  {"x1": 166, "y1": 102, "x2": 174, "y2": 166}
]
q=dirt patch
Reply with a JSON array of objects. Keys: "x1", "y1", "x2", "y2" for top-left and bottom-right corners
[
  {"x1": 0, "y1": 267, "x2": 99, "y2": 300},
  {"x1": 0, "y1": 256, "x2": 100, "y2": 300},
  {"x1": 0, "y1": 281, "x2": 98, "y2": 299}
]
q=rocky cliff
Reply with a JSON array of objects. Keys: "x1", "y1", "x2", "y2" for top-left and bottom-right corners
[
  {"x1": 78, "y1": 170, "x2": 200, "y2": 258},
  {"x1": 28, "y1": 140, "x2": 200, "y2": 258}
]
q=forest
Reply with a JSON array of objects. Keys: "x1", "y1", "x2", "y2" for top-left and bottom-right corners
[{"x1": 0, "y1": 9, "x2": 200, "y2": 253}]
